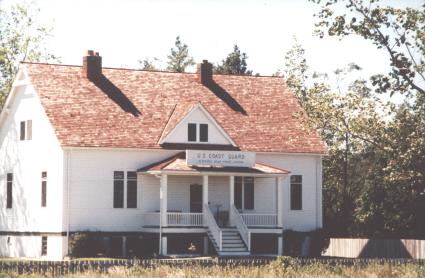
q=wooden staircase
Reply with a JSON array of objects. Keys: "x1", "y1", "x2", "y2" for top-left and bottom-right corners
[{"x1": 207, "y1": 227, "x2": 250, "y2": 256}]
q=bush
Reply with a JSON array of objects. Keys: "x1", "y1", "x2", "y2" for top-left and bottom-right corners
[
  {"x1": 282, "y1": 230, "x2": 304, "y2": 256},
  {"x1": 309, "y1": 229, "x2": 329, "y2": 257},
  {"x1": 69, "y1": 232, "x2": 105, "y2": 258}
]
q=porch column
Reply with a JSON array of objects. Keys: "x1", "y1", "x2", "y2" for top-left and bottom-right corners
[
  {"x1": 229, "y1": 176, "x2": 234, "y2": 206},
  {"x1": 161, "y1": 174, "x2": 168, "y2": 227},
  {"x1": 202, "y1": 175, "x2": 209, "y2": 207},
  {"x1": 278, "y1": 236, "x2": 283, "y2": 255},
  {"x1": 277, "y1": 176, "x2": 284, "y2": 228}
]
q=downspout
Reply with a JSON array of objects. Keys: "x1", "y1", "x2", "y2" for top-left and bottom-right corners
[
  {"x1": 315, "y1": 157, "x2": 319, "y2": 229},
  {"x1": 66, "y1": 149, "x2": 72, "y2": 255}
]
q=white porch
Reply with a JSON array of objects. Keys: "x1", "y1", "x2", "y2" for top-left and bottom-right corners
[
  {"x1": 140, "y1": 174, "x2": 285, "y2": 227},
  {"x1": 139, "y1": 173, "x2": 287, "y2": 255},
  {"x1": 137, "y1": 152, "x2": 289, "y2": 255}
]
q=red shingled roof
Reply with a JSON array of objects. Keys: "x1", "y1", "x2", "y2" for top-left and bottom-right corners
[{"x1": 23, "y1": 62, "x2": 327, "y2": 154}]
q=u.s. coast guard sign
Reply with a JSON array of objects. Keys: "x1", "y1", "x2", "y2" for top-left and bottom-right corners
[{"x1": 186, "y1": 150, "x2": 256, "y2": 167}]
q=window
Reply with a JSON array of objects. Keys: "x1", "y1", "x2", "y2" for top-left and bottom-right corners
[
  {"x1": 234, "y1": 177, "x2": 243, "y2": 209},
  {"x1": 20, "y1": 120, "x2": 32, "y2": 141},
  {"x1": 234, "y1": 176, "x2": 254, "y2": 210},
  {"x1": 41, "y1": 236, "x2": 47, "y2": 256},
  {"x1": 27, "y1": 120, "x2": 32, "y2": 140},
  {"x1": 188, "y1": 123, "x2": 197, "y2": 142},
  {"x1": 20, "y1": 121, "x2": 25, "y2": 141},
  {"x1": 113, "y1": 171, "x2": 124, "y2": 208},
  {"x1": 243, "y1": 177, "x2": 254, "y2": 210},
  {"x1": 290, "y1": 175, "x2": 302, "y2": 210},
  {"x1": 200, "y1": 124, "x2": 208, "y2": 142},
  {"x1": 114, "y1": 171, "x2": 137, "y2": 208},
  {"x1": 127, "y1": 171, "x2": 137, "y2": 208},
  {"x1": 6, "y1": 173, "x2": 12, "y2": 209},
  {"x1": 41, "y1": 172, "x2": 47, "y2": 207}
]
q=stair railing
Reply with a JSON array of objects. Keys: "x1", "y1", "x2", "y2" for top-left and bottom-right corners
[
  {"x1": 230, "y1": 204, "x2": 251, "y2": 251},
  {"x1": 203, "y1": 204, "x2": 222, "y2": 251}
]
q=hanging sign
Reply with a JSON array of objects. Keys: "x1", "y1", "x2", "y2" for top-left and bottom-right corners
[{"x1": 186, "y1": 150, "x2": 256, "y2": 167}]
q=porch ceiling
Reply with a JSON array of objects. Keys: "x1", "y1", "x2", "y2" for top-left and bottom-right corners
[{"x1": 137, "y1": 152, "x2": 290, "y2": 176}]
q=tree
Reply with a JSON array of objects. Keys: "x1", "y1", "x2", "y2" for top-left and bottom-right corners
[
  {"x1": 281, "y1": 40, "x2": 423, "y2": 237},
  {"x1": 138, "y1": 57, "x2": 159, "y2": 71},
  {"x1": 310, "y1": 0, "x2": 425, "y2": 97},
  {"x1": 282, "y1": 37, "x2": 309, "y2": 103},
  {"x1": 166, "y1": 36, "x2": 195, "y2": 73},
  {"x1": 0, "y1": 2, "x2": 59, "y2": 108},
  {"x1": 308, "y1": 0, "x2": 425, "y2": 239},
  {"x1": 214, "y1": 45, "x2": 253, "y2": 75}
]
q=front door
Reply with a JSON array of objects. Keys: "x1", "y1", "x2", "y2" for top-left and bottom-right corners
[{"x1": 190, "y1": 184, "x2": 202, "y2": 212}]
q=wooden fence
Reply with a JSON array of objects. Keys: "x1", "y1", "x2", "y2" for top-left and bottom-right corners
[
  {"x1": 322, "y1": 238, "x2": 425, "y2": 259},
  {"x1": 0, "y1": 257, "x2": 424, "y2": 276}
]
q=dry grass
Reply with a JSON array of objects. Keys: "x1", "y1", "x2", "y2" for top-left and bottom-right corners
[{"x1": 2, "y1": 263, "x2": 425, "y2": 278}]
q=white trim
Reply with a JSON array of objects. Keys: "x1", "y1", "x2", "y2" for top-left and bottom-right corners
[
  {"x1": 0, "y1": 67, "x2": 29, "y2": 128},
  {"x1": 60, "y1": 146, "x2": 326, "y2": 156},
  {"x1": 159, "y1": 102, "x2": 237, "y2": 146},
  {"x1": 142, "y1": 170, "x2": 288, "y2": 177}
]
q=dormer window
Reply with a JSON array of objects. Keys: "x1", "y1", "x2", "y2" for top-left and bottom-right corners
[
  {"x1": 187, "y1": 123, "x2": 209, "y2": 143},
  {"x1": 200, "y1": 124, "x2": 208, "y2": 142},
  {"x1": 188, "y1": 123, "x2": 197, "y2": 142}
]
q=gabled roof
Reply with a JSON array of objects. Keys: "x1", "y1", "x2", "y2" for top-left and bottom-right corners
[
  {"x1": 22, "y1": 62, "x2": 327, "y2": 154},
  {"x1": 138, "y1": 152, "x2": 290, "y2": 175},
  {"x1": 159, "y1": 102, "x2": 236, "y2": 146}
]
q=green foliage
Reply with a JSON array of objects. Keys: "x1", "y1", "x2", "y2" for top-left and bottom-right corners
[
  {"x1": 69, "y1": 233, "x2": 105, "y2": 258},
  {"x1": 0, "y1": 1, "x2": 59, "y2": 109},
  {"x1": 310, "y1": 0, "x2": 425, "y2": 97},
  {"x1": 282, "y1": 35, "x2": 425, "y2": 238},
  {"x1": 309, "y1": 229, "x2": 330, "y2": 257},
  {"x1": 283, "y1": 37, "x2": 309, "y2": 103},
  {"x1": 166, "y1": 36, "x2": 195, "y2": 73},
  {"x1": 138, "y1": 57, "x2": 159, "y2": 71},
  {"x1": 214, "y1": 44, "x2": 253, "y2": 75},
  {"x1": 282, "y1": 230, "x2": 304, "y2": 256}
]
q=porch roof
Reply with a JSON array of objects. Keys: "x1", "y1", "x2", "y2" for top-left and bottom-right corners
[{"x1": 138, "y1": 152, "x2": 290, "y2": 176}]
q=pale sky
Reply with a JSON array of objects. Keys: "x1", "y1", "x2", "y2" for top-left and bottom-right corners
[{"x1": 2, "y1": 0, "x2": 423, "y2": 81}]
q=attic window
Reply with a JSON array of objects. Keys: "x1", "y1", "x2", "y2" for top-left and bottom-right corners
[
  {"x1": 200, "y1": 124, "x2": 208, "y2": 142},
  {"x1": 188, "y1": 123, "x2": 197, "y2": 142},
  {"x1": 20, "y1": 120, "x2": 32, "y2": 141}
]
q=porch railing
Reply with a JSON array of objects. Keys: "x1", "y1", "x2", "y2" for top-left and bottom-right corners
[
  {"x1": 143, "y1": 212, "x2": 160, "y2": 226},
  {"x1": 167, "y1": 212, "x2": 203, "y2": 226},
  {"x1": 203, "y1": 204, "x2": 222, "y2": 251},
  {"x1": 240, "y1": 213, "x2": 278, "y2": 227},
  {"x1": 230, "y1": 205, "x2": 251, "y2": 251}
]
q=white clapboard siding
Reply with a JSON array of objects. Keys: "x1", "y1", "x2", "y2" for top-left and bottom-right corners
[
  {"x1": 0, "y1": 78, "x2": 65, "y2": 233},
  {"x1": 256, "y1": 153, "x2": 322, "y2": 232}
]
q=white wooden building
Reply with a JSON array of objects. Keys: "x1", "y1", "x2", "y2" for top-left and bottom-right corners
[{"x1": 0, "y1": 51, "x2": 327, "y2": 259}]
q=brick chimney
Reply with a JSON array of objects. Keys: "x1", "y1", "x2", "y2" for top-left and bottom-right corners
[
  {"x1": 196, "y1": 60, "x2": 213, "y2": 85},
  {"x1": 83, "y1": 50, "x2": 102, "y2": 80}
]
